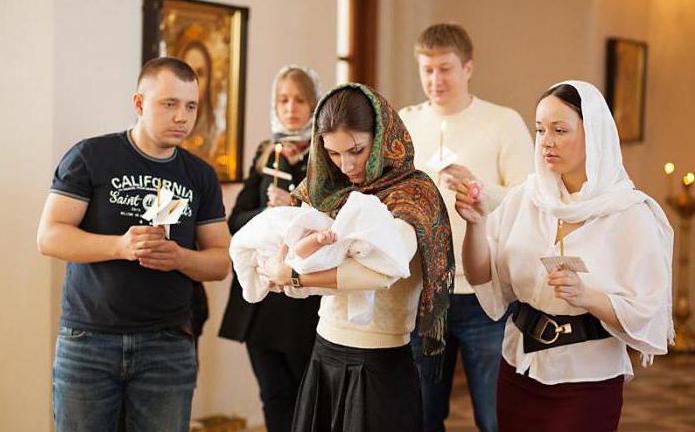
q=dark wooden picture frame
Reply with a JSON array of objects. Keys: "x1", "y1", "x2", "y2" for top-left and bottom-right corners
[
  {"x1": 605, "y1": 38, "x2": 648, "y2": 144},
  {"x1": 143, "y1": 0, "x2": 249, "y2": 182}
]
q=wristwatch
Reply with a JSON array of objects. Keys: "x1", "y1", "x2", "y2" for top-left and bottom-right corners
[{"x1": 290, "y1": 268, "x2": 302, "y2": 288}]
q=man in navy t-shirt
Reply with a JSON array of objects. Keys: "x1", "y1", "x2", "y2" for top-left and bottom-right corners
[{"x1": 37, "y1": 57, "x2": 230, "y2": 432}]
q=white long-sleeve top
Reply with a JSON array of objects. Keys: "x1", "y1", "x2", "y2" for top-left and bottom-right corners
[
  {"x1": 476, "y1": 184, "x2": 672, "y2": 384},
  {"x1": 399, "y1": 98, "x2": 533, "y2": 294},
  {"x1": 317, "y1": 219, "x2": 422, "y2": 349}
]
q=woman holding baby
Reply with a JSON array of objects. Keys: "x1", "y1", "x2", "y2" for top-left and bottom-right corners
[
  {"x1": 452, "y1": 81, "x2": 673, "y2": 431},
  {"x1": 260, "y1": 83, "x2": 455, "y2": 432}
]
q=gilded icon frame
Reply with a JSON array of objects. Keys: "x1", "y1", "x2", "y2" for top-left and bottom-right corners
[
  {"x1": 143, "y1": 0, "x2": 249, "y2": 181},
  {"x1": 606, "y1": 38, "x2": 648, "y2": 143}
]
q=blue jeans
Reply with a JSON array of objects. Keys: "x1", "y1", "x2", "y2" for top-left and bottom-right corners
[
  {"x1": 53, "y1": 326, "x2": 197, "y2": 432},
  {"x1": 411, "y1": 294, "x2": 508, "y2": 432}
]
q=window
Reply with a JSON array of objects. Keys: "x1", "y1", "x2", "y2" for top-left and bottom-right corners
[{"x1": 336, "y1": 0, "x2": 378, "y2": 87}]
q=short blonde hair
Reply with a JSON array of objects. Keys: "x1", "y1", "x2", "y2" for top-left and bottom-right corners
[{"x1": 414, "y1": 23, "x2": 474, "y2": 65}]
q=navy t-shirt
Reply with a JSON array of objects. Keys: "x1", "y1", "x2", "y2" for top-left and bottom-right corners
[{"x1": 51, "y1": 131, "x2": 225, "y2": 333}]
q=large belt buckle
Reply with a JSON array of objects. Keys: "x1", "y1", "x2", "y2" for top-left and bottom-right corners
[{"x1": 531, "y1": 315, "x2": 573, "y2": 345}]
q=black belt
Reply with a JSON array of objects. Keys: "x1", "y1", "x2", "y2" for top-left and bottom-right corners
[{"x1": 512, "y1": 302, "x2": 611, "y2": 353}]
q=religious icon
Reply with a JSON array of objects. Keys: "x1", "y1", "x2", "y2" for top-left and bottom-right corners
[
  {"x1": 143, "y1": 0, "x2": 249, "y2": 182},
  {"x1": 606, "y1": 38, "x2": 647, "y2": 144}
]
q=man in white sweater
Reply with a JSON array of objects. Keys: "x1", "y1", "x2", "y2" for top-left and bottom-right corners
[{"x1": 399, "y1": 23, "x2": 533, "y2": 432}]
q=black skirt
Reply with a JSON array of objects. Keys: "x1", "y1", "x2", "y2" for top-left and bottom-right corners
[{"x1": 291, "y1": 335, "x2": 423, "y2": 432}]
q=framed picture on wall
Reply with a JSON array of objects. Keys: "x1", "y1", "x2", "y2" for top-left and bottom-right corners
[
  {"x1": 143, "y1": 0, "x2": 249, "y2": 182},
  {"x1": 605, "y1": 38, "x2": 647, "y2": 144}
]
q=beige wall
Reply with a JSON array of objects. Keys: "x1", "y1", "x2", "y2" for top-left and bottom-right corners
[
  {"x1": 378, "y1": 0, "x2": 695, "y2": 315},
  {"x1": 379, "y1": 1, "x2": 596, "y2": 117},
  {"x1": 639, "y1": 1, "x2": 695, "y2": 295},
  {"x1": 643, "y1": 0, "x2": 695, "y2": 182},
  {"x1": 379, "y1": 0, "x2": 598, "y2": 119},
  {"x1": 0, "y1": 1, "x2": 55, "y2": 431}
]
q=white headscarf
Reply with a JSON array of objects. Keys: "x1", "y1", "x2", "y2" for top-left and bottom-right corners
[
  {"x1": 529, "y1": 80, "x2": 641, "y2": 221},
  {"x1": 527, "y1": 80, "x2": 675, "y2": 349},
  {"x1": 270, "y1": 65, "x2": 321, "y2": 142}
]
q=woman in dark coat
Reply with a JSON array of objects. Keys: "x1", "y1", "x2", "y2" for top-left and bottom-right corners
[{"x1": 218, "y1": 65, "x2": 322, "y2": 432}]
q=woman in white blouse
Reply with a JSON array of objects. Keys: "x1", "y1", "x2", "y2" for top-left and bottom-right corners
[{"x1": 455, "y1": 80, "x2": 673, "y2": 432}]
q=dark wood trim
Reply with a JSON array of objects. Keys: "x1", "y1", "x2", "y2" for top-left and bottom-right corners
[
  {"x1": 235, "y1": 6, "x2": 250, "y2": 182},
  {"x1": 349, "y1": 0, "x2": 378, "y2": 87},
  {"x1": 142, "y1": 0, "x2": 163, "y2": 64}
]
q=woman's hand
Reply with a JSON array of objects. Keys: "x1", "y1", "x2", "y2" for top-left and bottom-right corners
[
  {"x1": 258, "y1": 243, "x2": 292, "y2": 288},
  {"x1": 441, "y1": 163, "x2": 475, "y2": 185},
  {"x1": 267, "y1": 184, "x2": 293, "y2": 207},
  {"x1": 547, "y1": 268, "x2": 595, "y2": 309},
  {"x1": 452, "y1": 180, "x2": 486, "y2": 224}
]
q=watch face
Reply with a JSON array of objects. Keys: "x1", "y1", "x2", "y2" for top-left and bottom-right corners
[{"x1": 291, "y1": 277, "x2": 301, "y2": 288}]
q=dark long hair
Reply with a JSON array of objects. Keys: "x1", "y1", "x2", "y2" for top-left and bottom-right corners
[
  {"x1": 539, "y1": 84, "x2": 583, "y2": 119},
  {"x1": 314, "y1": 88, "x2": 376, "y2": 182},
  {"x1": 316, "y1": 87, "x2": 375, "y2": 136}
]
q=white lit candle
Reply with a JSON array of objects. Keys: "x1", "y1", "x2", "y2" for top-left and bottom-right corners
[
  {"x1": 273, "y1": 143, "x2": 283, "y2": 186},
  {"x1": 439, "y1": 120, "x2": 448, "y2": 162}
]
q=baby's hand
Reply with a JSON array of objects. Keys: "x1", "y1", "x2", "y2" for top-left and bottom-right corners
[{"x1": 315, "y1": 230, "x2": 337, "y2": 245}]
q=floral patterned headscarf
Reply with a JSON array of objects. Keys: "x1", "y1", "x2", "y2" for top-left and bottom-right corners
[{"x1": 293, "y1": 83, "x2": 455, "y2": 355}]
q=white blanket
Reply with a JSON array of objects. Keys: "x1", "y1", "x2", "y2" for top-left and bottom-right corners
[{"x1": 230, "y1": 191, "x2": 411, "y2": 324}]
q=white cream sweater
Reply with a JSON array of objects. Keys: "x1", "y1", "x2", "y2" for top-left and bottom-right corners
[
  {"x1": 399, "y1": 97, "x2": 533, "y2": 294},
  {"x1": 316, "y1": 219, "x2": 423, "y2": 348}
]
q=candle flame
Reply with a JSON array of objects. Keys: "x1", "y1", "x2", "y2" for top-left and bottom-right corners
[
  {"x1": 275, "y1": 143, "x2": 283, "y2": 152},
  {"x1": 664, "y1": 162, "x2": 675, "y2": 175},
  {"x1": 684, "y1": 172, "x2": 695, "y2": 186},
  {"x1": 440, "y1": 120, "x2": 448, "y2": 132}
]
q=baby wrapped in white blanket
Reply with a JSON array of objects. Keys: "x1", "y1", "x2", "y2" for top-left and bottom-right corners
[{"x1": 230, "y1": 191, "x2": 411, "y2": 324}]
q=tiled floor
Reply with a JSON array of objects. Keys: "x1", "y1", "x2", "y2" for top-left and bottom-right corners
[
  {"x1": 445, "y1": 353, "x2": 695, "y2": 432},
  {"x1": 238, "y1": 353, "x2": 695, "y2": 432}
]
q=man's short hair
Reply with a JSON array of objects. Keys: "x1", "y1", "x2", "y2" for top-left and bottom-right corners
[
  {"x1": 415, "y1": 23, "x2": 474, "y2": 65},
  {"x1": 137, "y1": 57, "x2": 198, "y2": 89}
]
